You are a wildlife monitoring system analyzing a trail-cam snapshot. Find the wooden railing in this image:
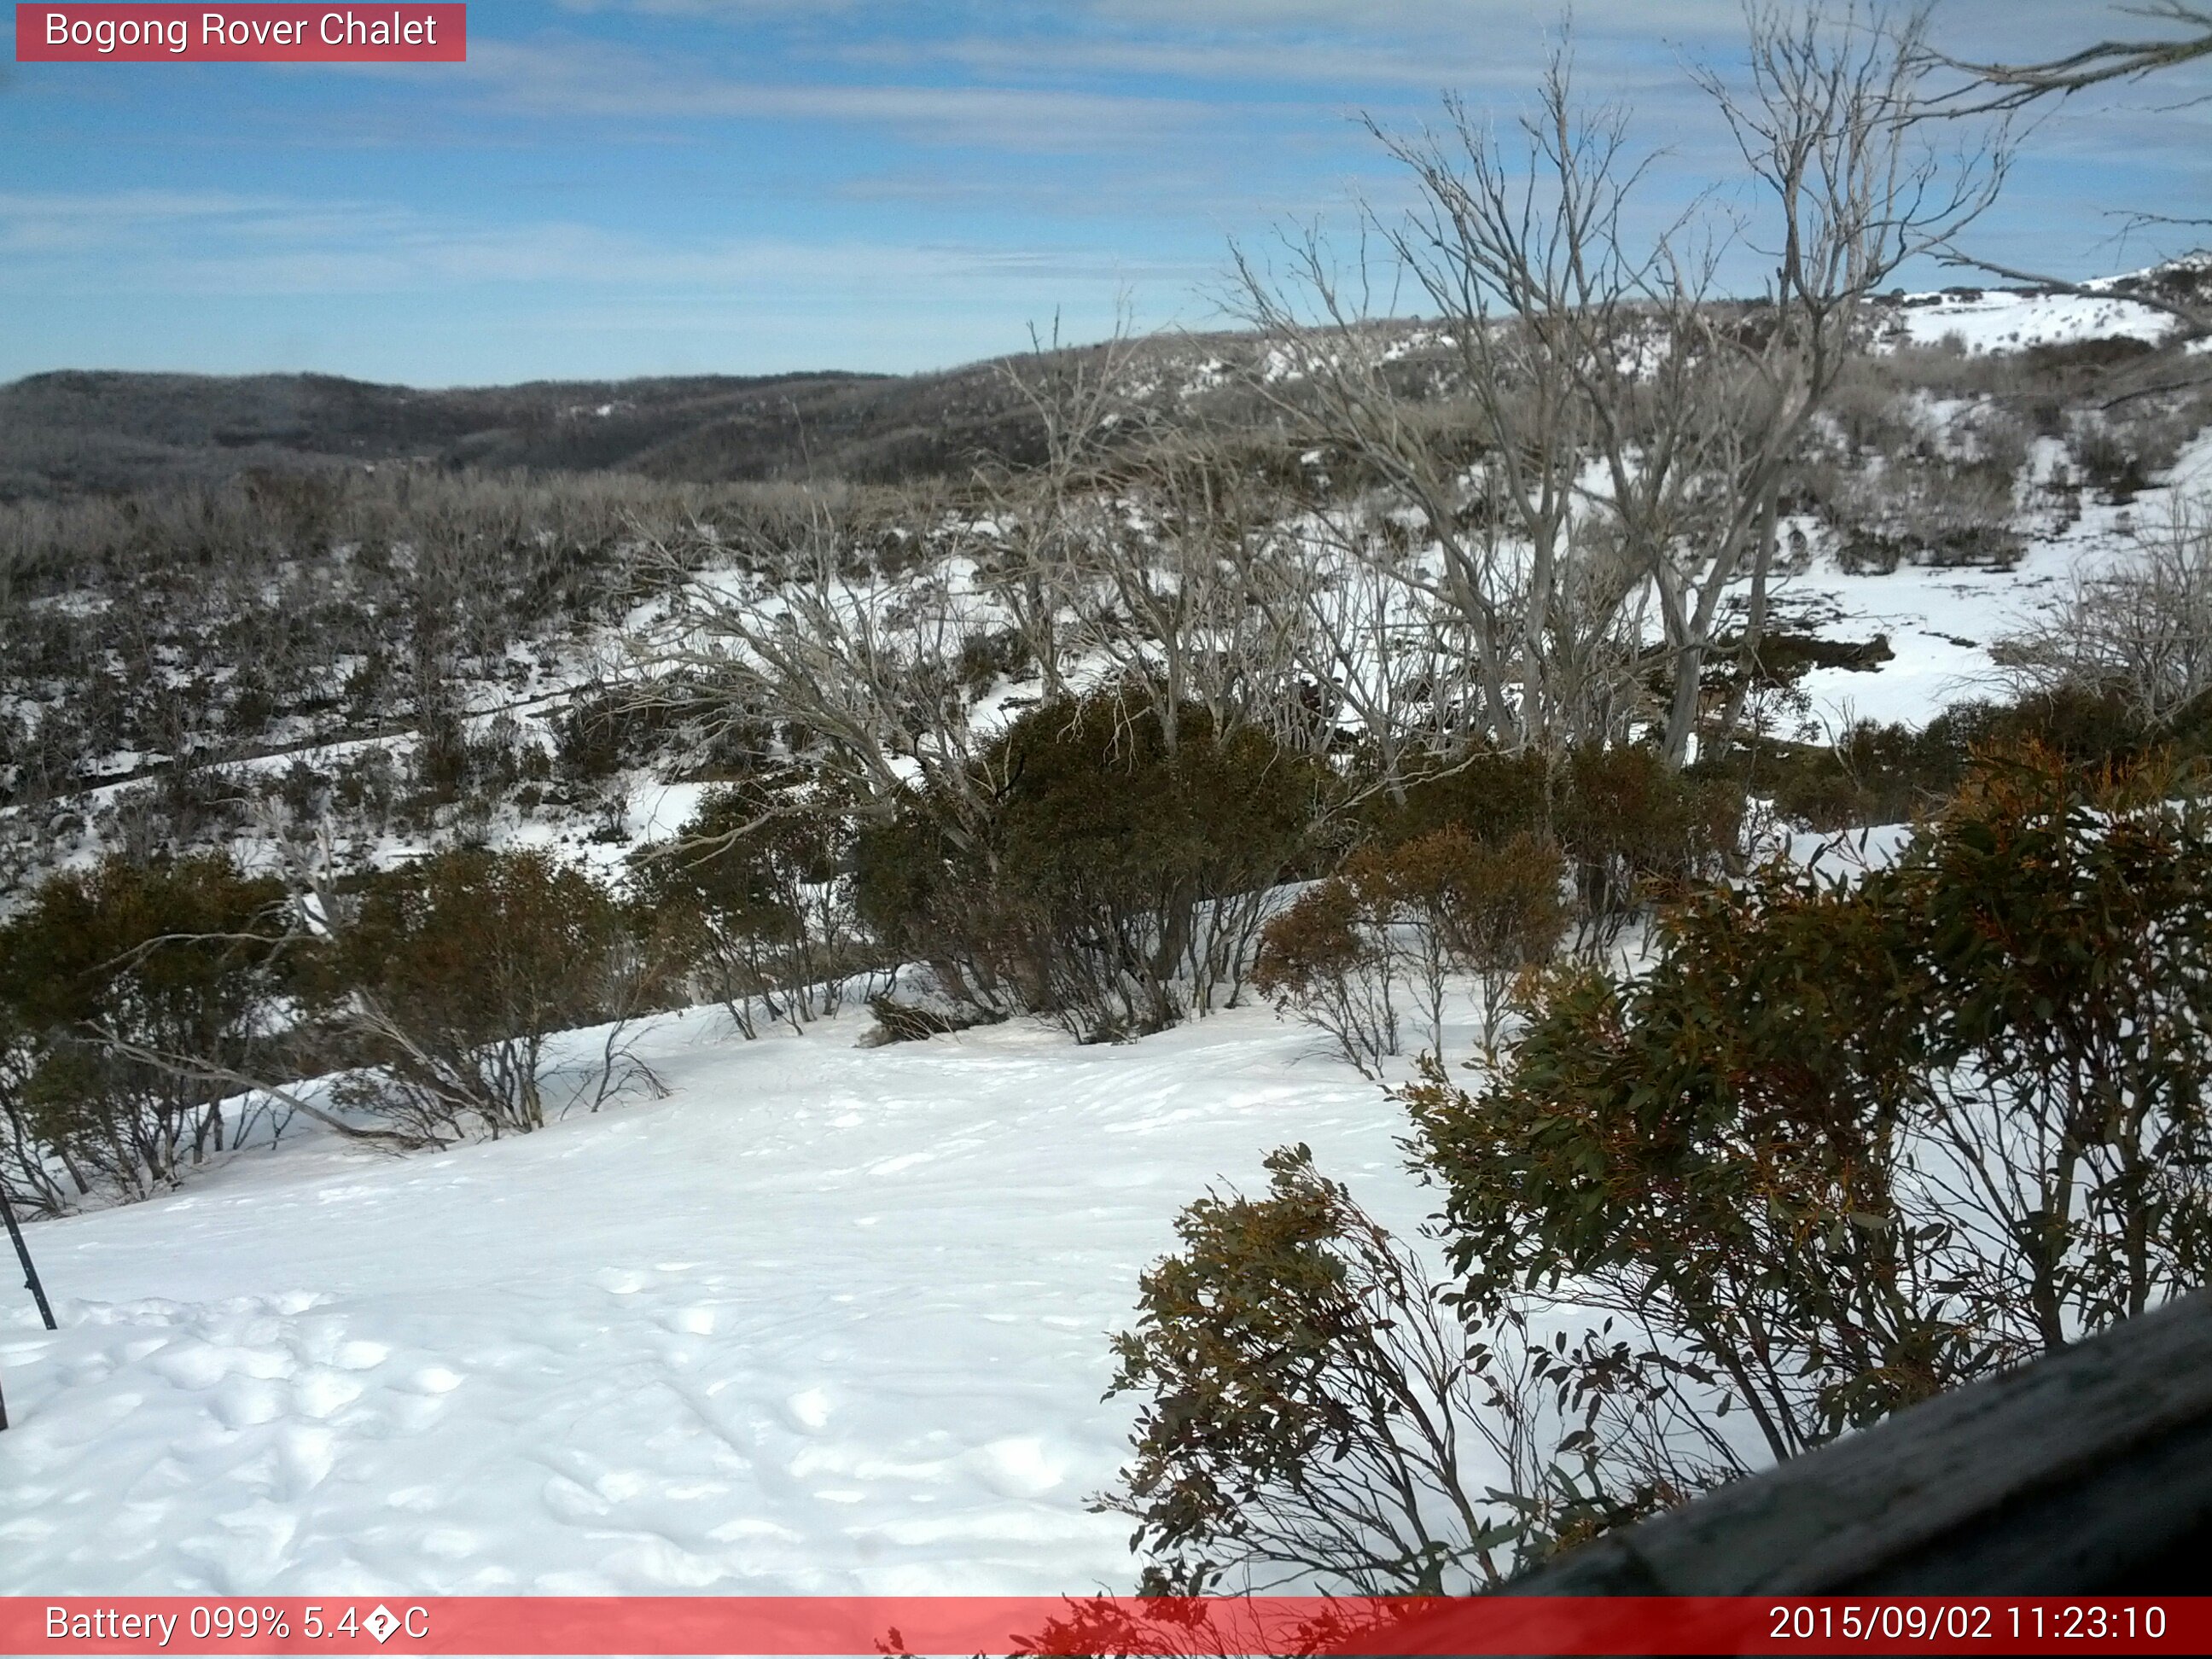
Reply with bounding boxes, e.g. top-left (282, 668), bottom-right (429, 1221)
top-left (1493, 1288), bottom-right (2212, 1596)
